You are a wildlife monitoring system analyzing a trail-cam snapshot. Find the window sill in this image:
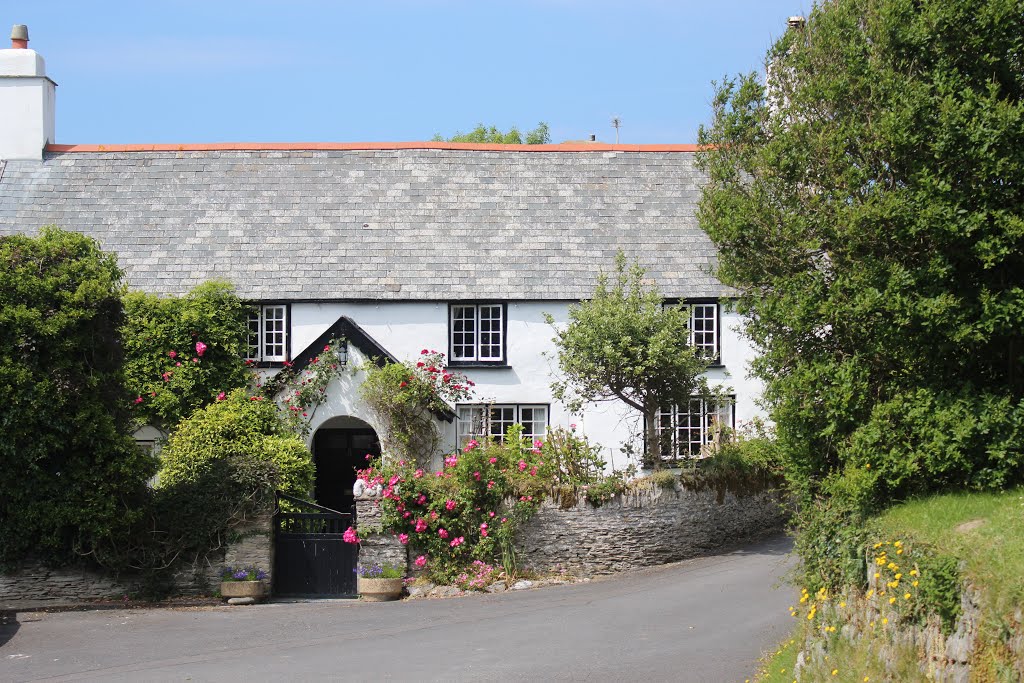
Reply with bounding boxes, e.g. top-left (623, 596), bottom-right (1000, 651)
top-left (704, 363), bottom-right (725, 370)
top-left (247, 360), bottom-right (290, 369)
top-left (448, 361), bottom-right (511, 369)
